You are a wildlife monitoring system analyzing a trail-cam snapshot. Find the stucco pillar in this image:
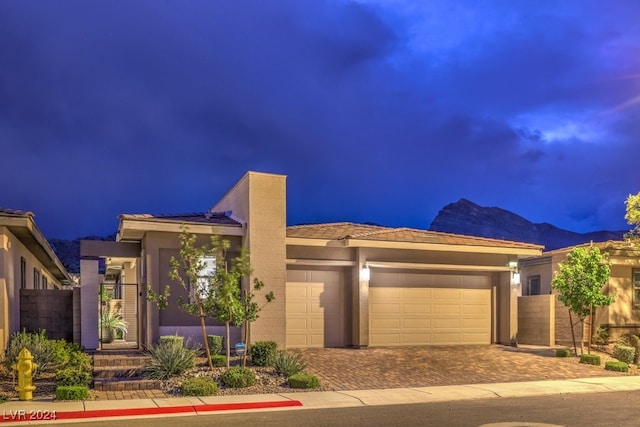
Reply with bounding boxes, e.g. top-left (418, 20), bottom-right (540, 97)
top-left (80, 259), bottom-right (99, 351)
top-left (352, 249), bottom-right (369, 348)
